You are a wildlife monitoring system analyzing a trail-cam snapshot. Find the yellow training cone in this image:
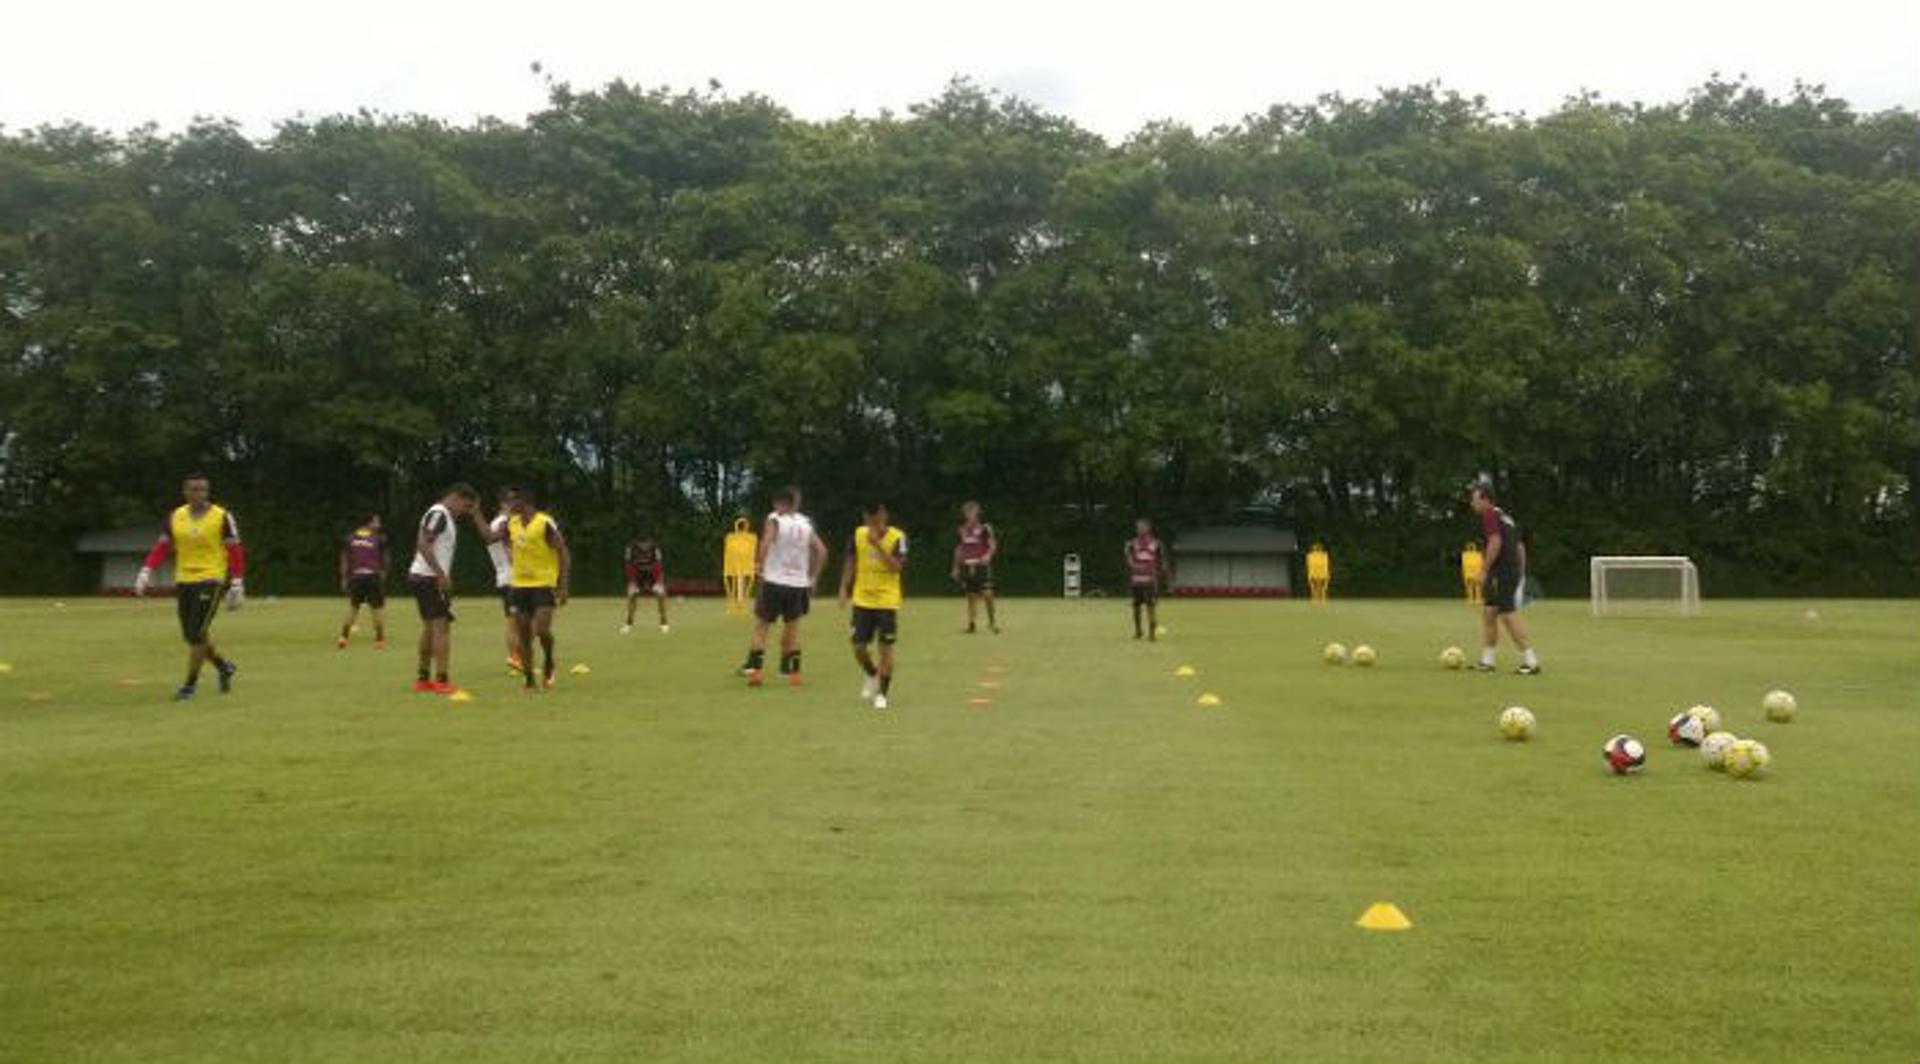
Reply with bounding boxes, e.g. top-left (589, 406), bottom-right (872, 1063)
top-left (1196, 692), bottom-right (1223, 707)
top-left (447, 690), bottom-right (474, 704)
top-left (0, 662), bottom-right (14, 673)
top-left (1174, 665), bottom-right (1196, 677)
top-left (1356, 902), bottom-right (1412, 931)
top-left (570, 663), bottom-right (592, 676)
